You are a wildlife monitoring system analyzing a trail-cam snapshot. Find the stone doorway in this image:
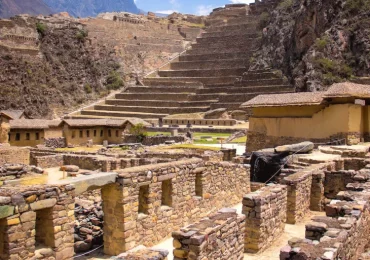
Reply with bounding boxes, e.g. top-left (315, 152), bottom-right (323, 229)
top-left (35, 208), bottom-right (55, 248)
